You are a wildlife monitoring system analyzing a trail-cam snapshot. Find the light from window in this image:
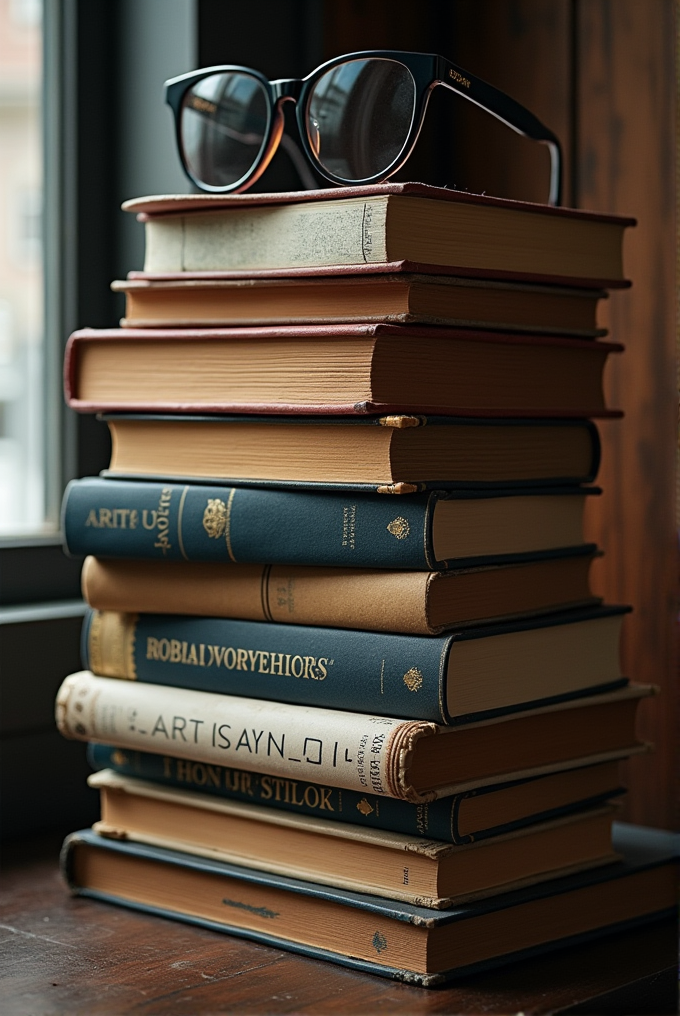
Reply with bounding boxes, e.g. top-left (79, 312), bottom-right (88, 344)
top-left (0, 0), bottom-right (45, 533)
